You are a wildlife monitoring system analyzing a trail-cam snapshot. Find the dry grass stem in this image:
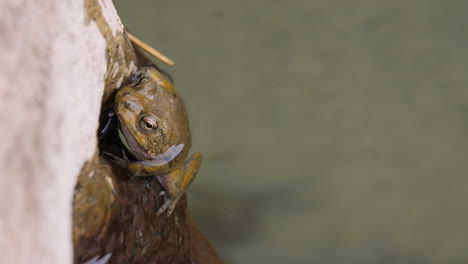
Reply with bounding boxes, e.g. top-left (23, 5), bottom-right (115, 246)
top-left (127, 32), bottom-right (175, 66)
